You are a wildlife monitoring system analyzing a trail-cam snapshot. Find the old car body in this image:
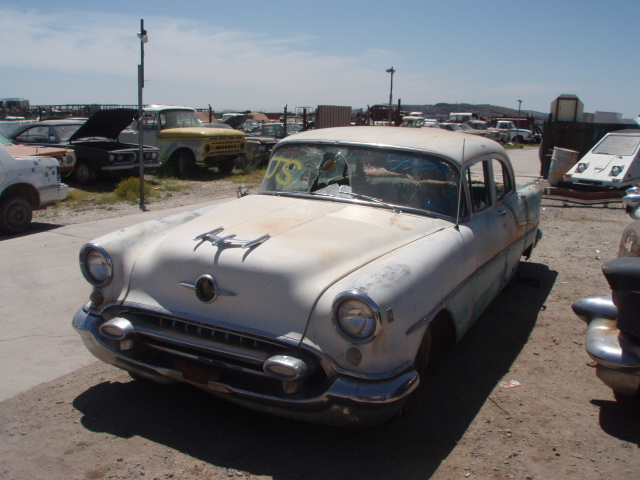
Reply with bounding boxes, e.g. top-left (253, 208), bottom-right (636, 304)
top-left (400, 116), bottom-right (426, 128)
top-left (10, 109), bottom-right (161, 185)
top-left (0, 144), bottom-right (68, 234)
top-left (72, 127), bottom-right (543, 426)
top-left (118, 105), bottom-right (246, 176)
top-left (572, 187), bottom-right (640, 399)
top-left (0, 131), bottom-right (76, 176)
top-left (465, 121), bottom-right (503, 143)
top-left (439, 122), bottom-right (464, 132)
top-left (562, 130), bottom-right (640, 190)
